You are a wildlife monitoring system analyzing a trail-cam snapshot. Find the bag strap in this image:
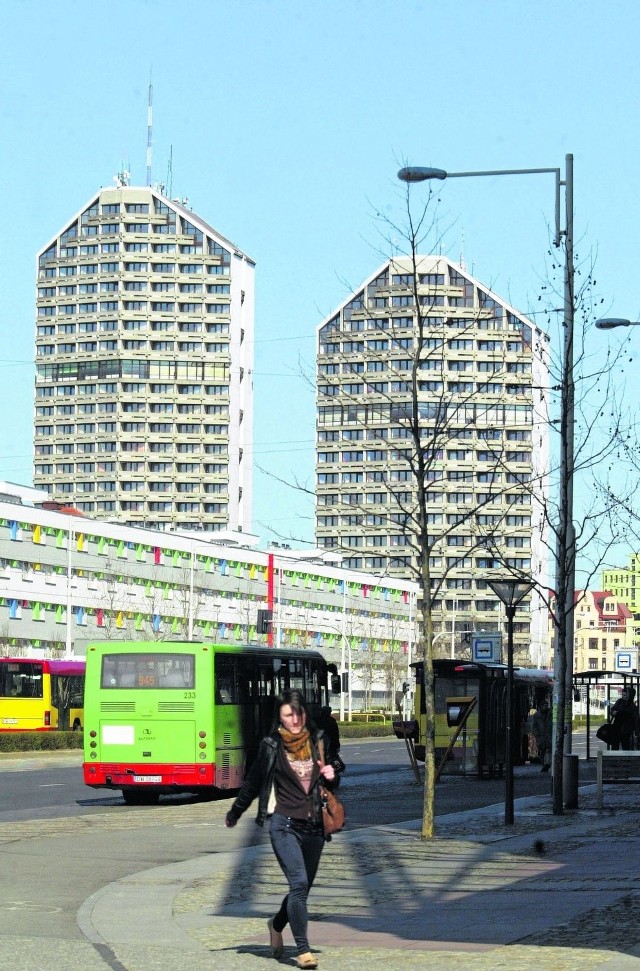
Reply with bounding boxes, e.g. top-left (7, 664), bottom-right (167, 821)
top-left (316, 737), bottom-right (326, 768)
top-left (313, 738), bottom-right (327, 793)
